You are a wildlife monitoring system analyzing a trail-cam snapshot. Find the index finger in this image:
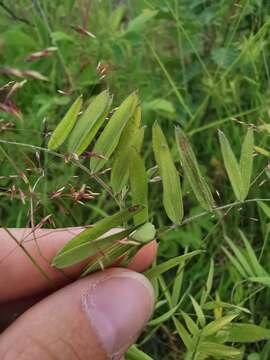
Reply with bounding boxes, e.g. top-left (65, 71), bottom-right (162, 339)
top-left (0, 228), bottom-right (157, 302)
